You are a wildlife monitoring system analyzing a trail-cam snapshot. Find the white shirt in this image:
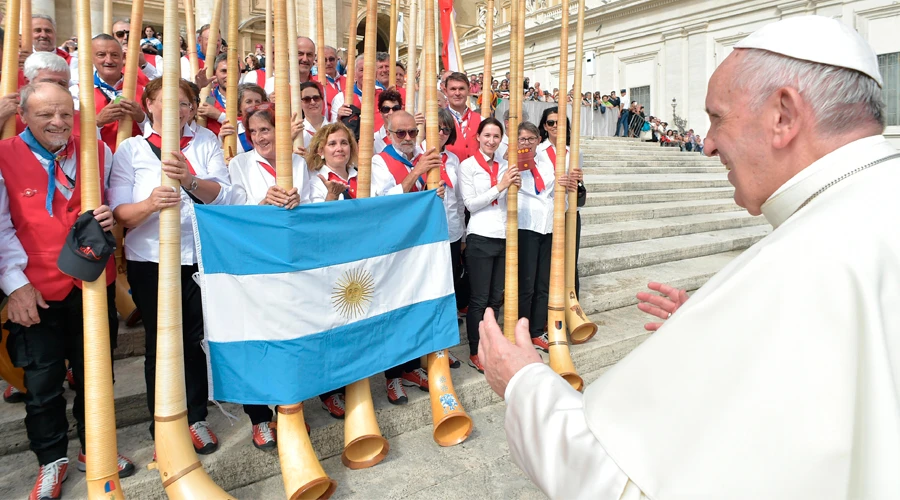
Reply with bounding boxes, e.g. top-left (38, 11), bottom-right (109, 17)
top-left (329, 91), bottom-right (346, 123)
top-left (520, 140), bottom-right (562, 235)
top-left (373, 125), bottom-right (390, 154)
top-left (0, 139), bottom-right (113, 295)
top-left (506, 135), bottom-right (900, 500)
top-left (309, 165), bottom-right (358, 203)
top-left (370, 147), bottom-right (424, 197)
top-left (441, 150), bottom-right (465, 243)
top-left (302, 117), bottom-right (331, 149)
top-left (109, 123), bottom-right (232, 264)
top-left (228, 149), bottom-right (311, 206)
top-left (459, 150), bottom-right (508, 239)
